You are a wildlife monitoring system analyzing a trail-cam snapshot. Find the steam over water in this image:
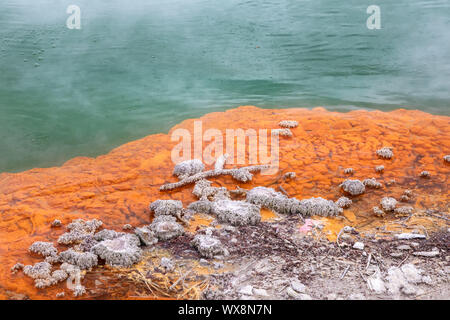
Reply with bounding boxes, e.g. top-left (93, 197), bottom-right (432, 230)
top-left (0, 0), bottom-right (449, 172)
